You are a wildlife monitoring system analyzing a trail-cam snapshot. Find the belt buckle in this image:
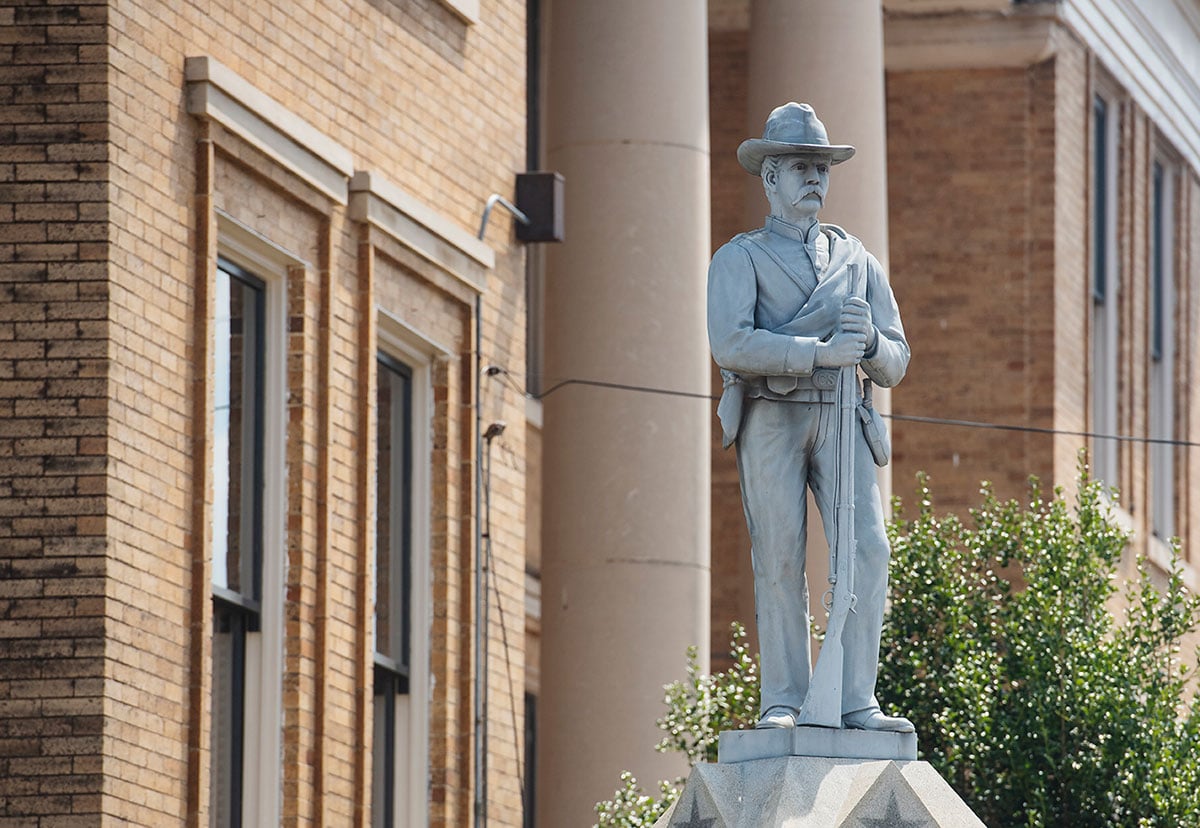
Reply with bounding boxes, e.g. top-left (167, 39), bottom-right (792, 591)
top-left (811, 369), bottom-right (838, 391)
top-left (766, 375), bottom-right (799, 395)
